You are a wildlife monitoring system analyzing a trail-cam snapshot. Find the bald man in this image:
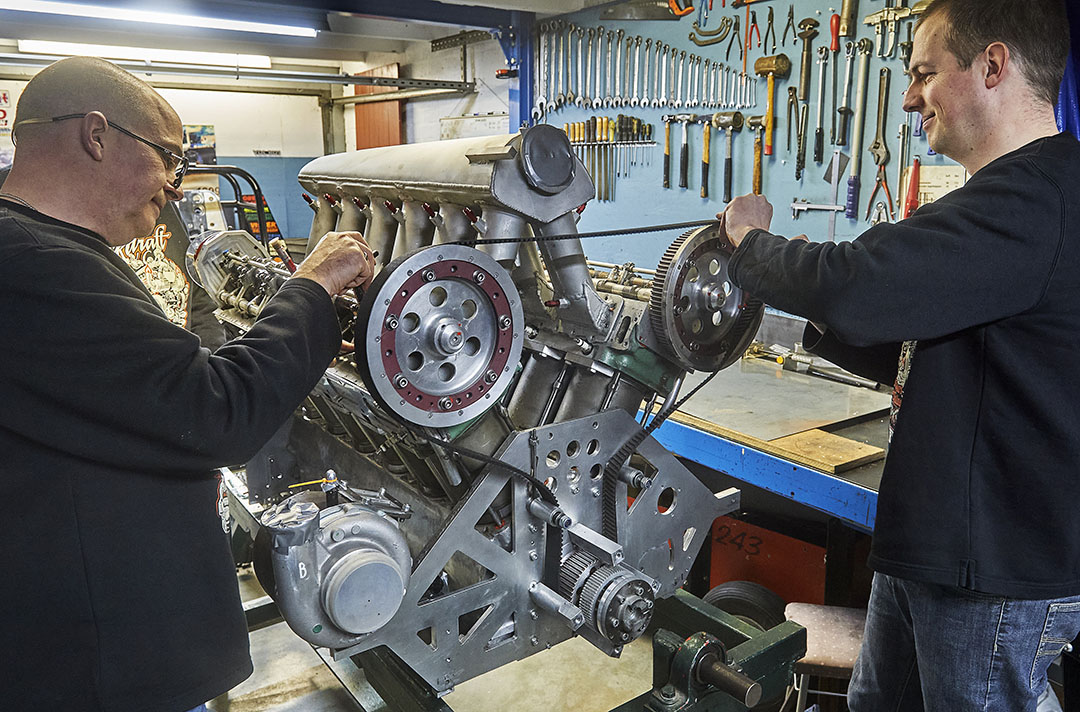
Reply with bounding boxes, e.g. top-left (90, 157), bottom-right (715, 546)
top-left (0, 57), bottom-right (374, 711)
